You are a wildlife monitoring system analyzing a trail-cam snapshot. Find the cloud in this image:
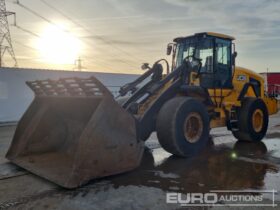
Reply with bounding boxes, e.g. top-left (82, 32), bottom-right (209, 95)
top-left (8, 0), bottom-right (280, 72)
